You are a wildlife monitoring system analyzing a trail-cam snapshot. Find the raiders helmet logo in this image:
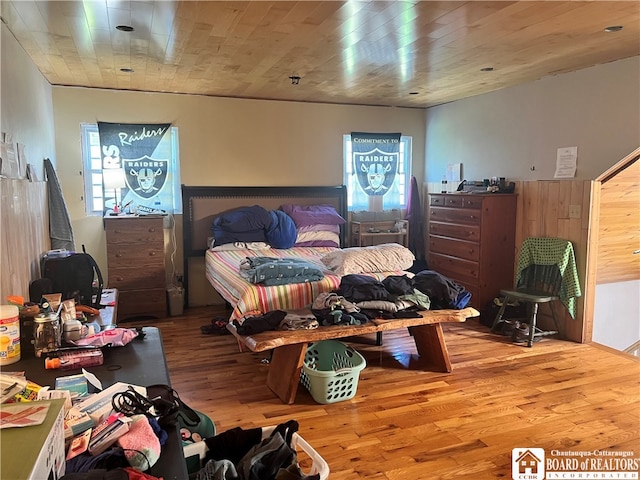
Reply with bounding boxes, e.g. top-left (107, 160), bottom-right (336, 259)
top-left (354, 148), bottom-right (398, 196)
top-left (124, 156), bottom-right (168, 199)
